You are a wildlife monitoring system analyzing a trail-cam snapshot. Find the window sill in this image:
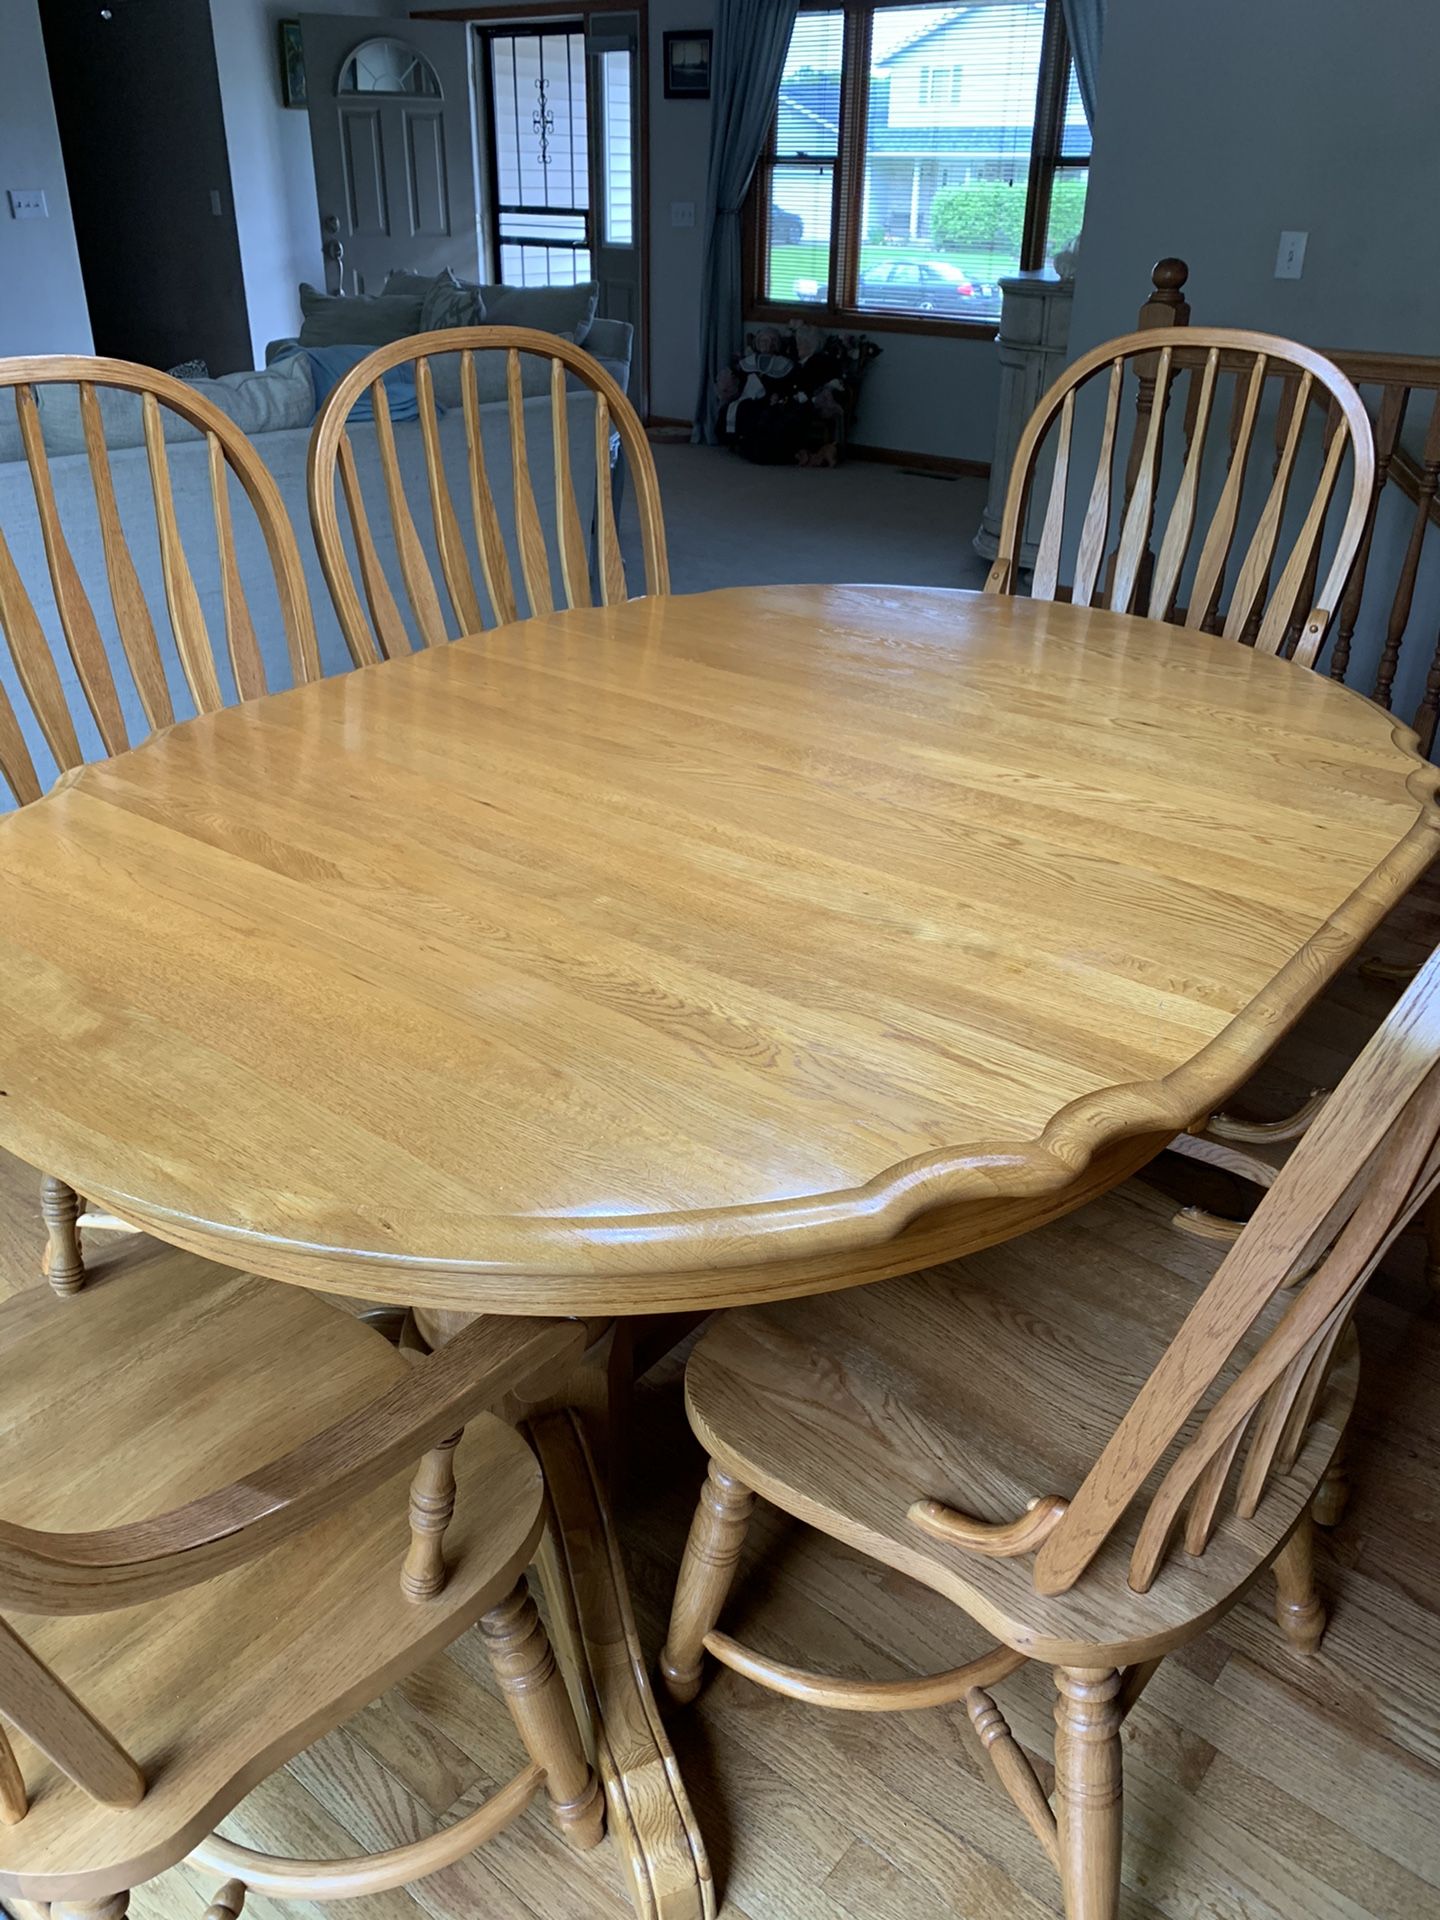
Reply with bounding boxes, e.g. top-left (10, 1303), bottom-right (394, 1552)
top-left (747, 300), bottom-right (999, 342)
